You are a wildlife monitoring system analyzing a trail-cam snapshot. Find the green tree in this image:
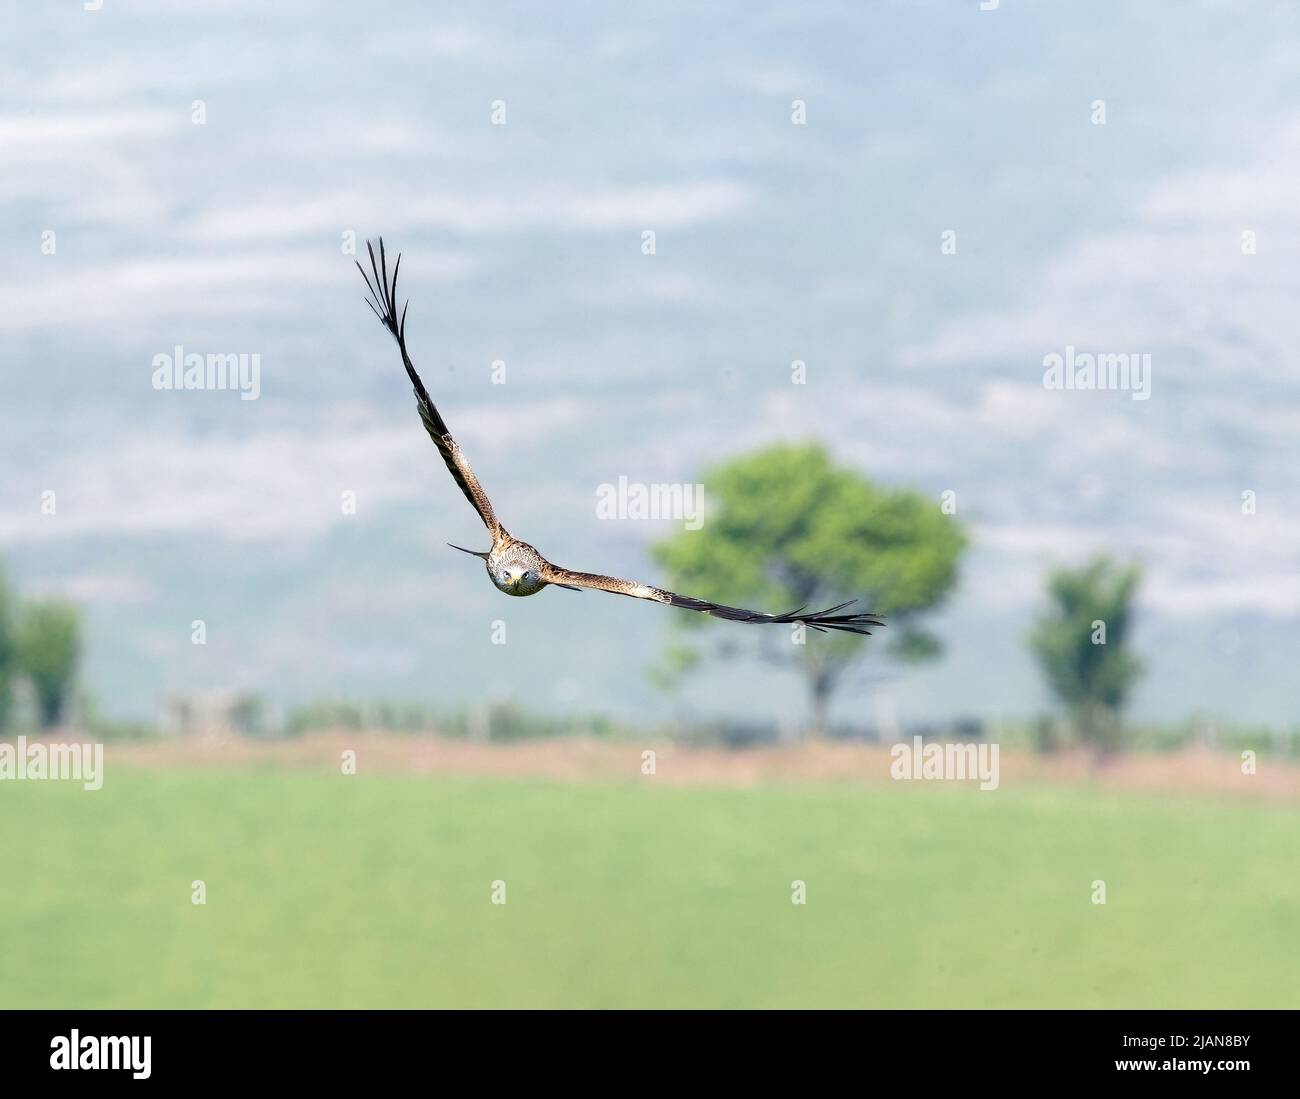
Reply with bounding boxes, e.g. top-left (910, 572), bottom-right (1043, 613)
top-left (0, 563), bottom-right (14, 730)
top-left (15, 601), bottom-right (83, 729)
top-left (1028, 556), bottom-right (1143, 755)
top-left (651, 443), bottom-right (967, 735)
